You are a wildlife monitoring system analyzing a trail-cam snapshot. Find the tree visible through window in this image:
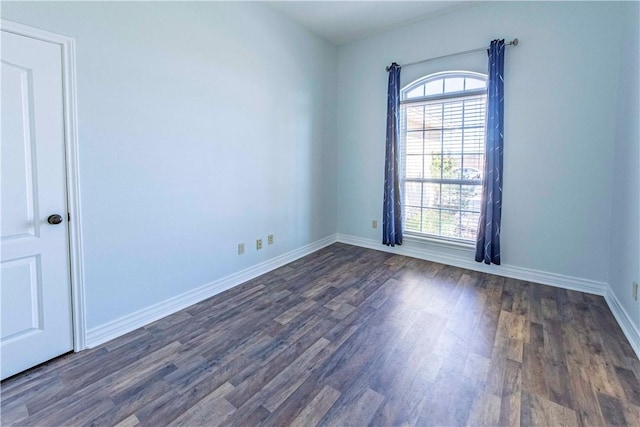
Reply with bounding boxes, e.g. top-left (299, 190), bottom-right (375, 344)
top-left (401, 72), bottom-right (486, 242)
